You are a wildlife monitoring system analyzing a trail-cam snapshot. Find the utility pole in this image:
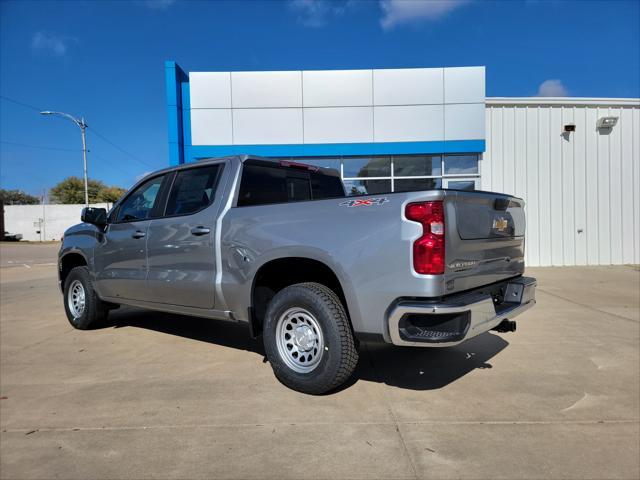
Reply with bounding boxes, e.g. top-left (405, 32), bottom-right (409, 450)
top-left (40, 111), bottom-right (89, 206)
top-left (42, 189), bottom-right (47, 241)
